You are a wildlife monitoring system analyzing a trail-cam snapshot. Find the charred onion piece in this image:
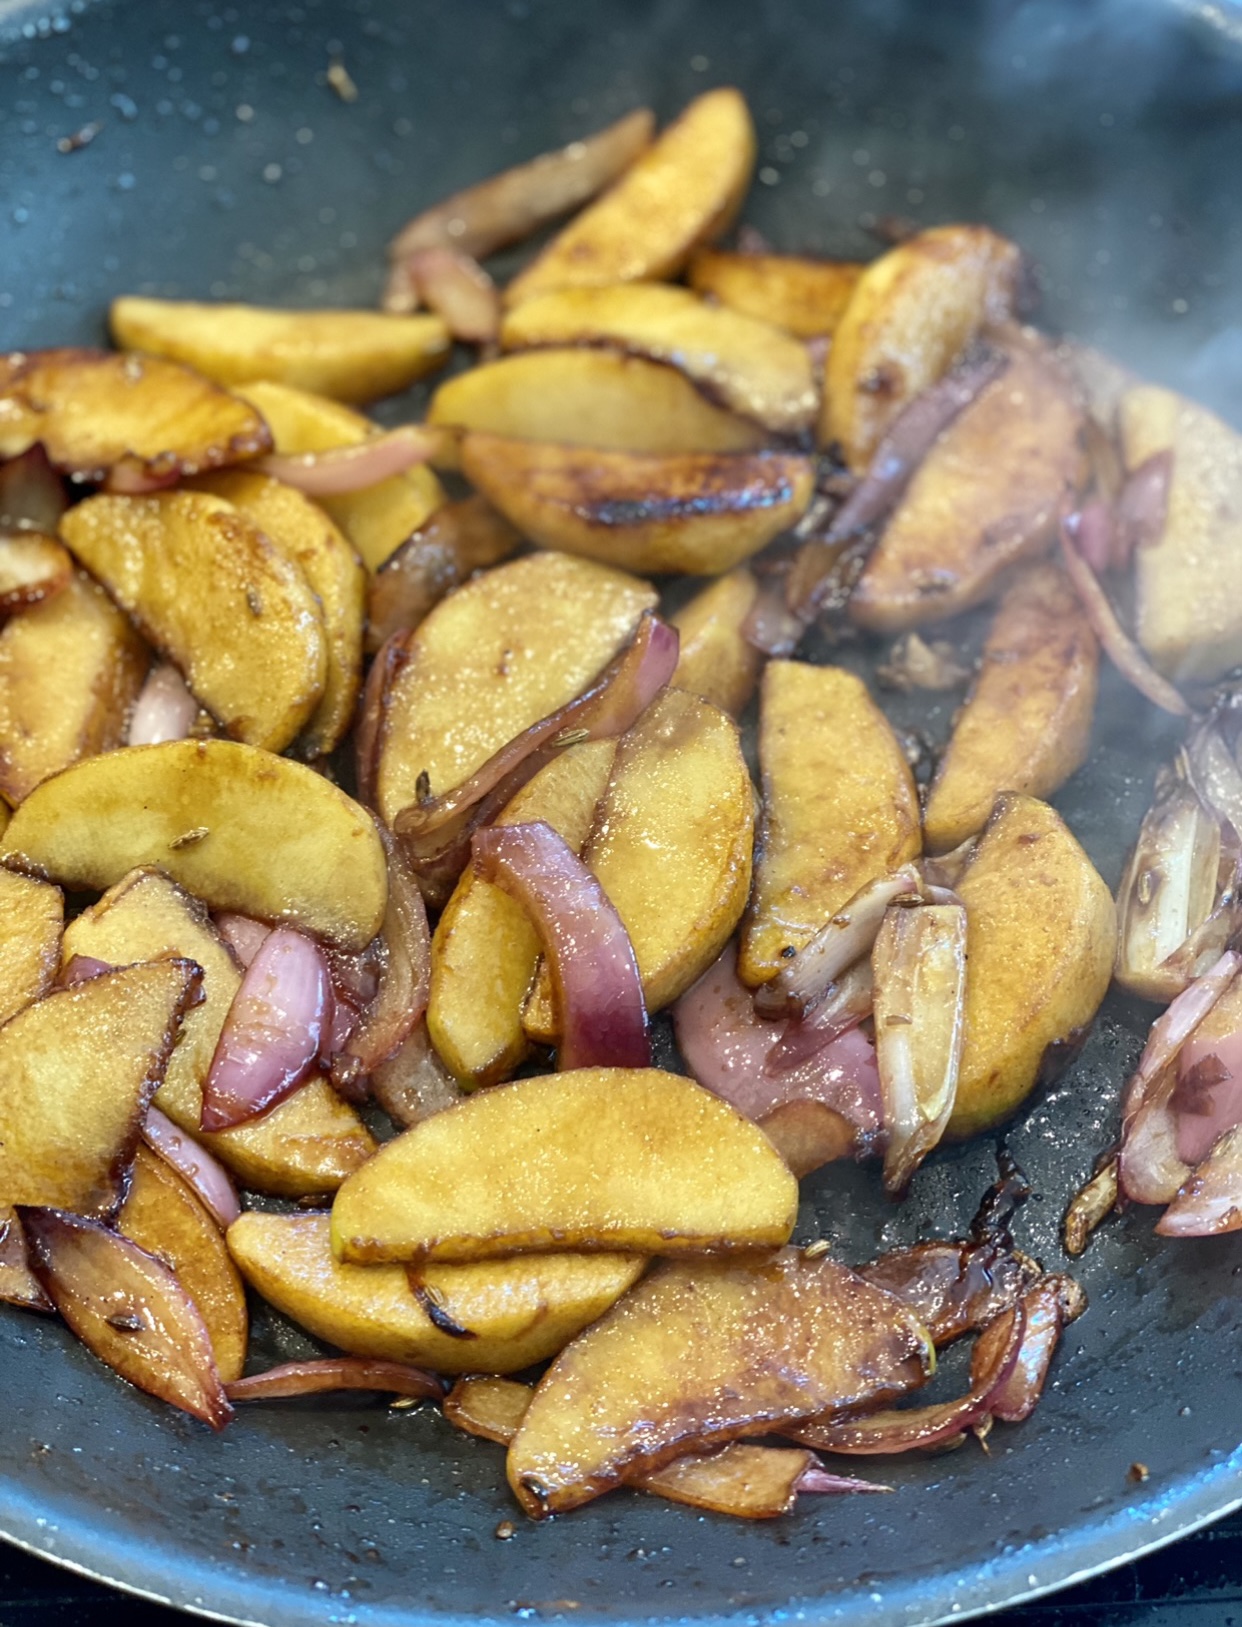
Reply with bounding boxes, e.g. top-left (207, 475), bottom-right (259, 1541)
top-left (226, 1357), bottom-right (443, 1403)
top-left (385, 108), bottom-right (654, 271)
top-left (201, 928), bottom-right (332, 1132)
top-left (0, 1208), bottom-right (53, 1312)
top-left (873, 902), bottom-right (967, 1194)
top-left (1157, 1124), bottom-right (1242, 1237)
top-left (1059, 508), bottom-right (1190, 717)
top-left (858, 1240), bottom-right (1040, 1348)
top-left (754, 865), bottom-right (924, 1019)
top-left (21, 1207), bottom-right (233, 1429)
top-left (356, 628), bottom-right (413, 811)
top-left (257, 426), bottom-right (444, 496)
top-left (982, 1277), bottom-right (1074, 1423)
top-left (127, 662), bottom-right (200, 747)
top-left (141, 1107), bottom-right (241, 1231)
top-left (472, 820), bottom-right (650, 1071)
top-left (1062, 1155), bottom-right (1119, 1257)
